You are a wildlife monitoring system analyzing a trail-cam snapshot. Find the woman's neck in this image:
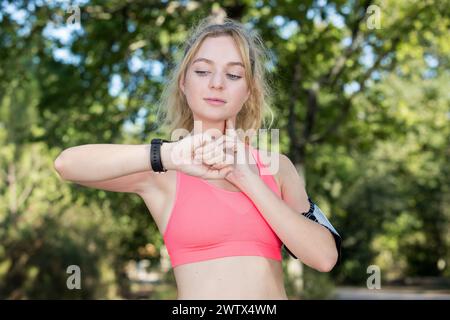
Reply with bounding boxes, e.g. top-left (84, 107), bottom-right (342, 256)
top-left (190, 118), bottom-right (228, 138)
